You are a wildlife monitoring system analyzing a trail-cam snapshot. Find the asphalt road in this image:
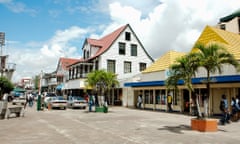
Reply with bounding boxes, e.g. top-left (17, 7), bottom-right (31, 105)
top-left (0, 105), bottom-right (239, 144)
